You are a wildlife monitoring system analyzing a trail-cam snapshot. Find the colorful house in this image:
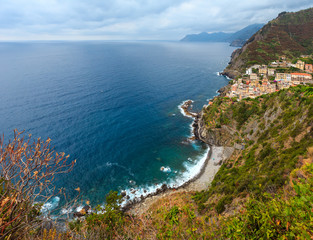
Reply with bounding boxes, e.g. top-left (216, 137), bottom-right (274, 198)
top-left (295, 60), bottom-right (305, 70)
top-left (305, 64), bottom-right (313, 73)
